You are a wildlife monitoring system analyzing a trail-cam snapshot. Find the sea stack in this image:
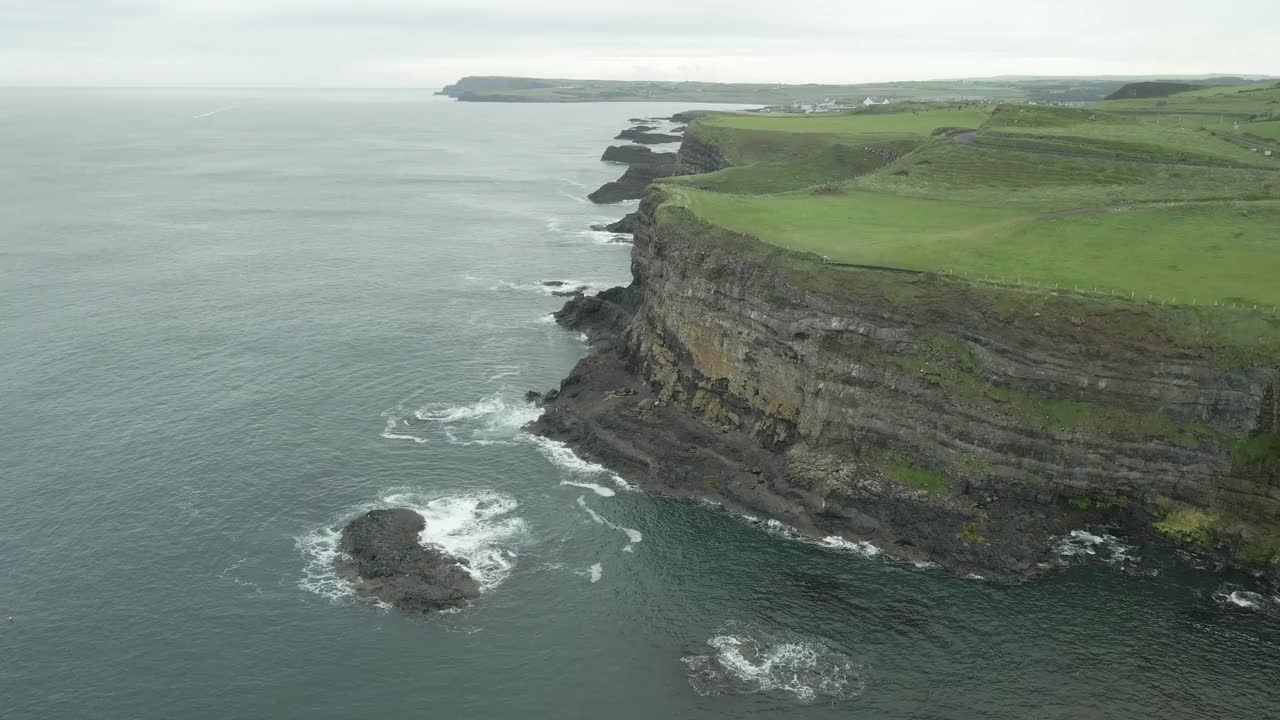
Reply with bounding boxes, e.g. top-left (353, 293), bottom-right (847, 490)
top-left (335, 508), bottom-right (480, 613)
